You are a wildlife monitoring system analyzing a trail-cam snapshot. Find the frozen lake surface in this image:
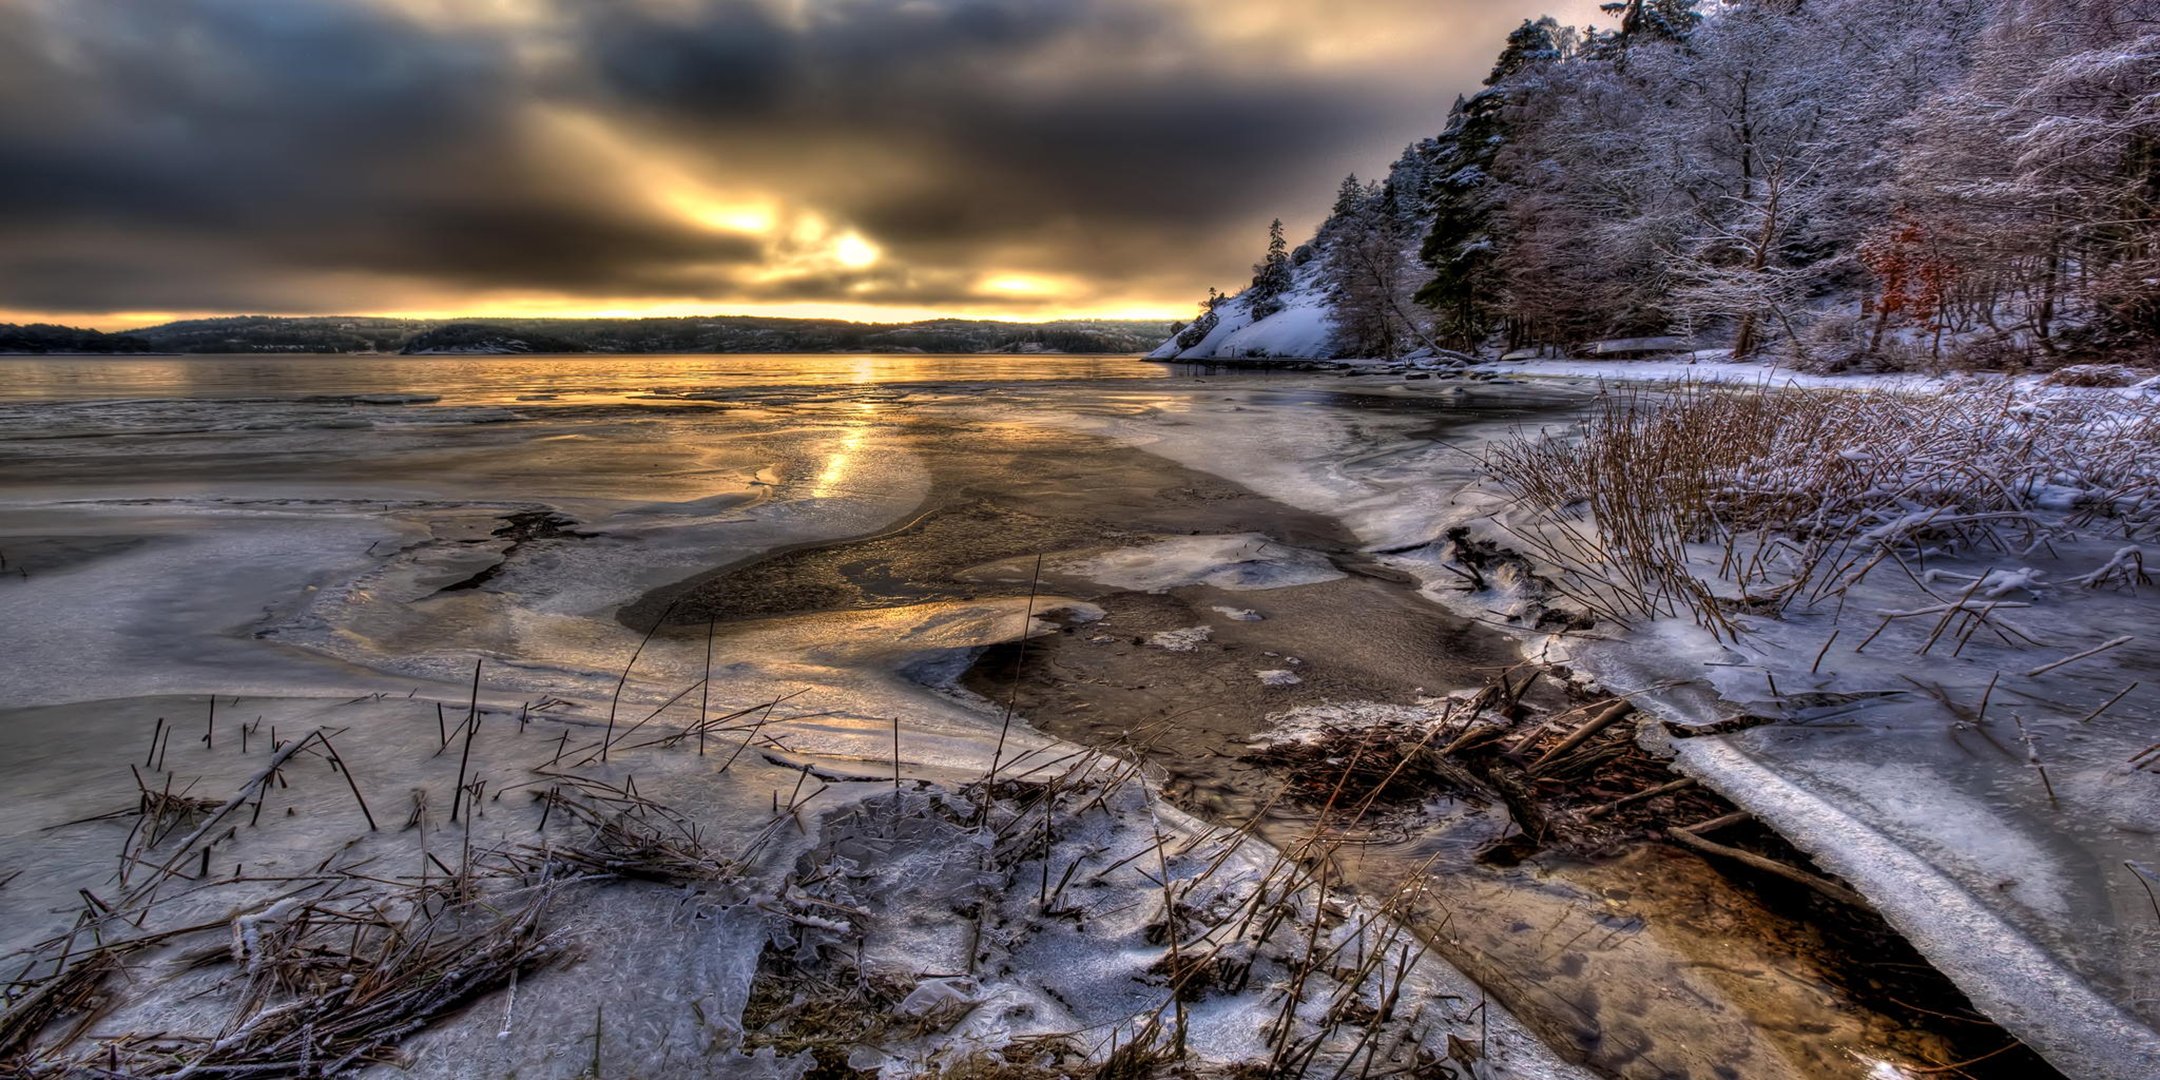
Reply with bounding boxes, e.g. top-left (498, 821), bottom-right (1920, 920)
top-left (0, 353), bottom-right (2147, 1077)
top-left (0, 354), bottom-right (1598, 1078)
